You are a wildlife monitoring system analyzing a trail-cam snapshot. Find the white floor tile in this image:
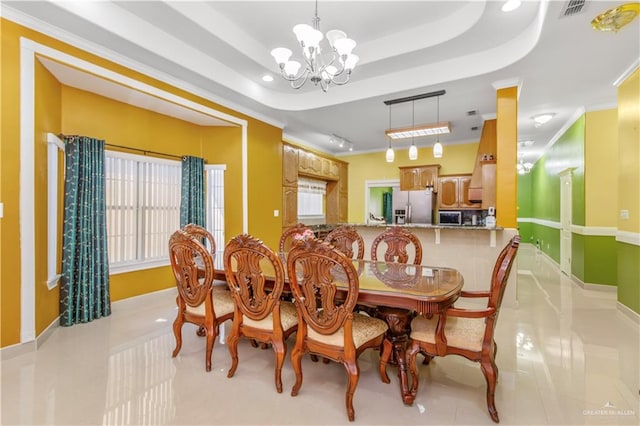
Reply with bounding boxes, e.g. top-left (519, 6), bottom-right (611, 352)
top-left (1, 244), bottom-right (638, 425)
